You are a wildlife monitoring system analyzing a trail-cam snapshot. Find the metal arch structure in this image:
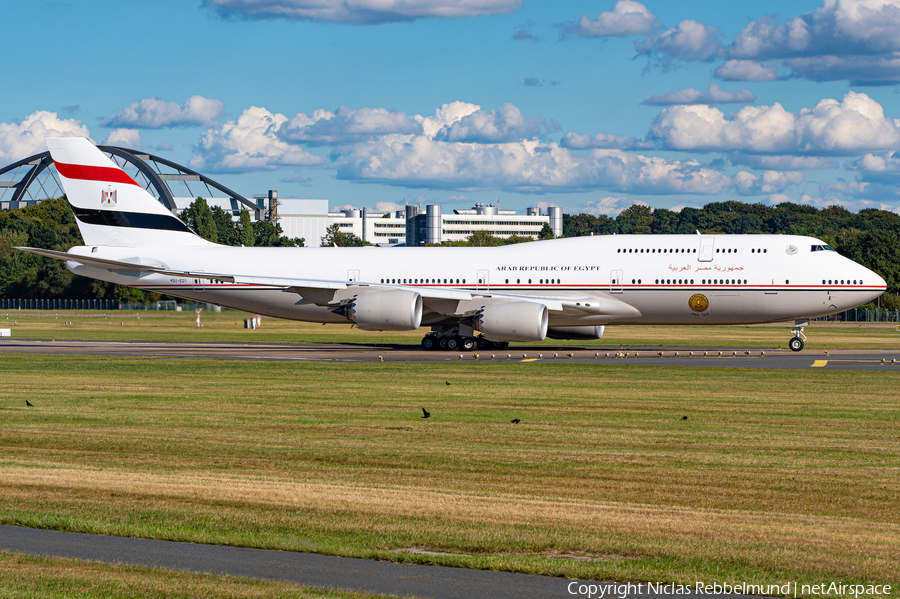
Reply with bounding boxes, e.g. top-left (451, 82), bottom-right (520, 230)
top-left (0, 152), bottom-right (62, 204)
top-left (0, 146), bottom-right (257, 215)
